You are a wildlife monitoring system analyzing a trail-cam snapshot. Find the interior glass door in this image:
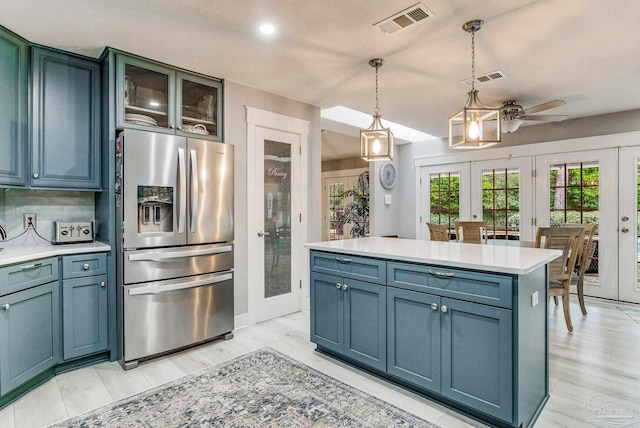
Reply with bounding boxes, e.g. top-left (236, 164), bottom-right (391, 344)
top-left (618, 146), bottom-right (640, 303)
top-left (471, 157), bottom-right (533, 241)
top-left (254, 127), bottom-right (301, 322)
top-left (535, 149), bottom-right (618, 300)
top-left (419, 163), bottom-right (470, 240)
